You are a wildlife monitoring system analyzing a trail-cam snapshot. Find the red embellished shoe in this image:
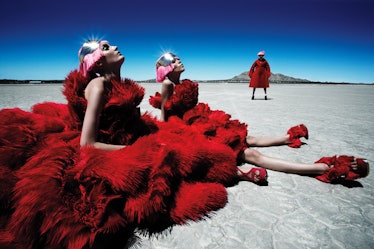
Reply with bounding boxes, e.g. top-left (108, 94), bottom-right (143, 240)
top-left (238, 167), bottom-right (268, 186)
top-left (315, 155), bottom-right (370, 183)
top-left (287, 124), bottom-right (309, 148)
